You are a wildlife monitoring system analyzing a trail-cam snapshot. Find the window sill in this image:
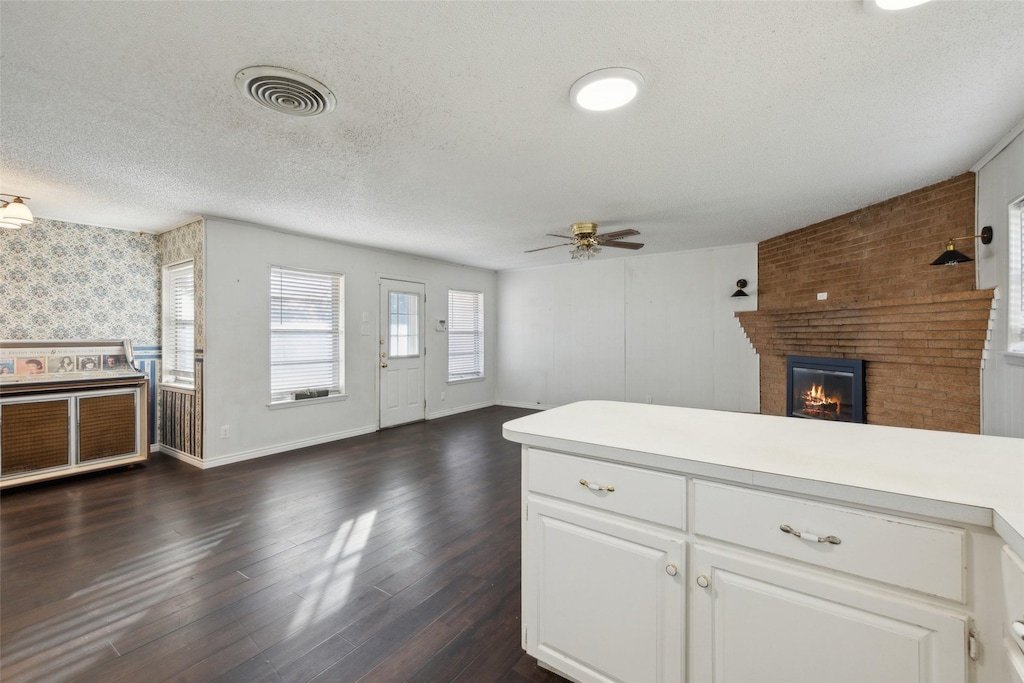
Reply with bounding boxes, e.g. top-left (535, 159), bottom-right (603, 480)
top-left (267, 393), bottom-right (348, 410)
top-left (160, 382), bottom-right (196, 394)
top-left (1003, 352), bottom-right (1024, 367)
top-left (447, 376), bottom-right (485, 385)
